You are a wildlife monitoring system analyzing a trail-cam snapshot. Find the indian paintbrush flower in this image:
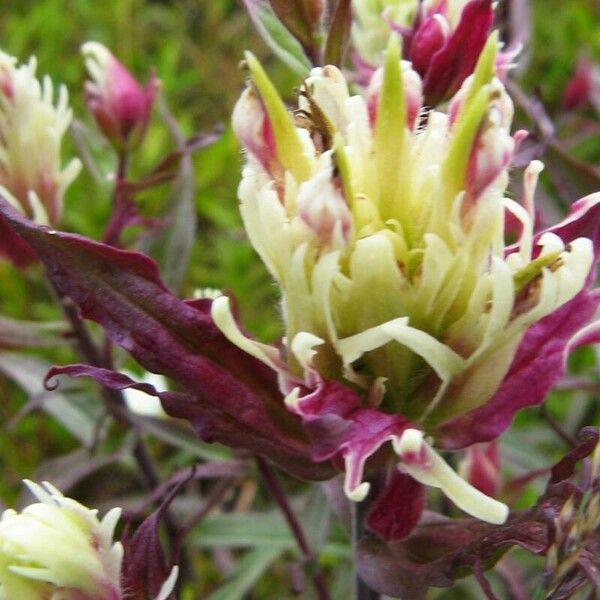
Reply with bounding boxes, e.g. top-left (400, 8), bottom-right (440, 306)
top-left (0, 481), bottom-right (123, 600)
top-left (82, 42), bottom-right (159, 154)
top-left (216, 35), bottom-right (600, 538)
